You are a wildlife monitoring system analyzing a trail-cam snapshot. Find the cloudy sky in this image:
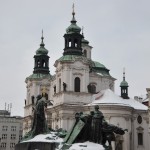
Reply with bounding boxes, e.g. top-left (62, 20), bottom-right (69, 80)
top-left (0, 0), bottom-right (150, 116)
